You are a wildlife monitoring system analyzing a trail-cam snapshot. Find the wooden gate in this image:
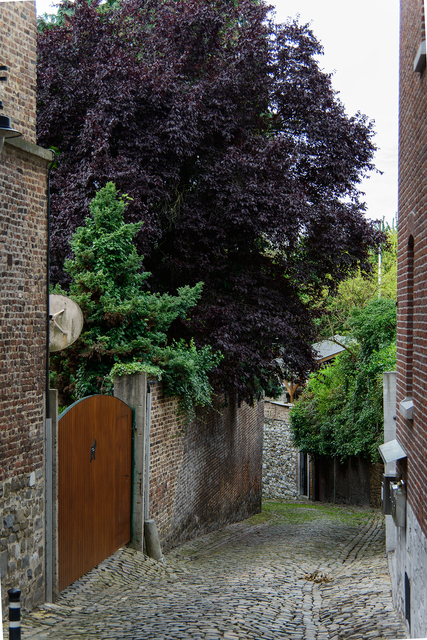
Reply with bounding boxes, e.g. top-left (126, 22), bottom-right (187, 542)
top-left (58, 395), bottom-right (132, 592)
